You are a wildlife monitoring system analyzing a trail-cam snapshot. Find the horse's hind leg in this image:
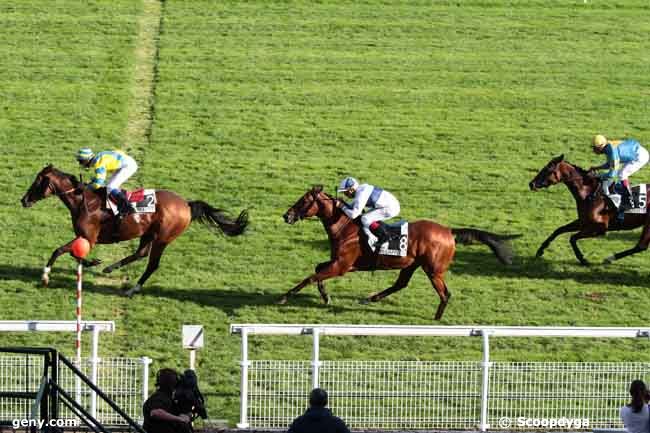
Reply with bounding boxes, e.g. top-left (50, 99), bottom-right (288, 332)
top-left (362, 264), bottom-right (418, 304)
top-left (428, 272), bottom-right (451, 321)
top-left (103, 234), bottom-right (153, 274)
top-left (420, 259), bottom-right (452, 320)
top-left (125, 241), bottom-right (168, 298)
